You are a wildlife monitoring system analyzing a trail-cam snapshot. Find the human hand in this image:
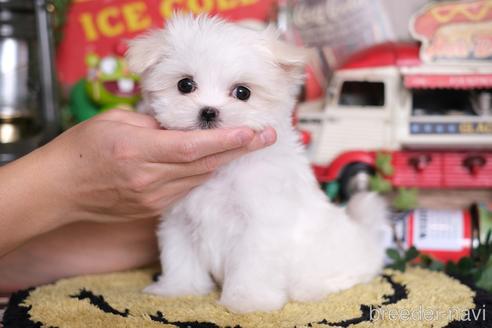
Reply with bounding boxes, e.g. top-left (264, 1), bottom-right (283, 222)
top-left (39, 109), bottom-right (276, 223)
